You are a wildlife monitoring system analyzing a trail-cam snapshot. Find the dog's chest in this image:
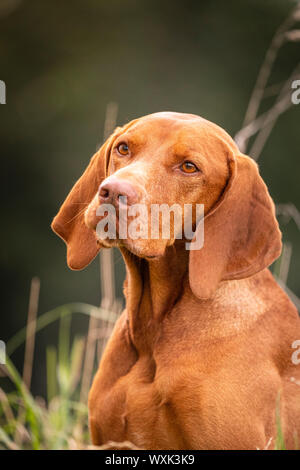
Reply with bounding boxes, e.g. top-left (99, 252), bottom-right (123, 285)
top-left (90, 353), bottom-right (187, 449)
